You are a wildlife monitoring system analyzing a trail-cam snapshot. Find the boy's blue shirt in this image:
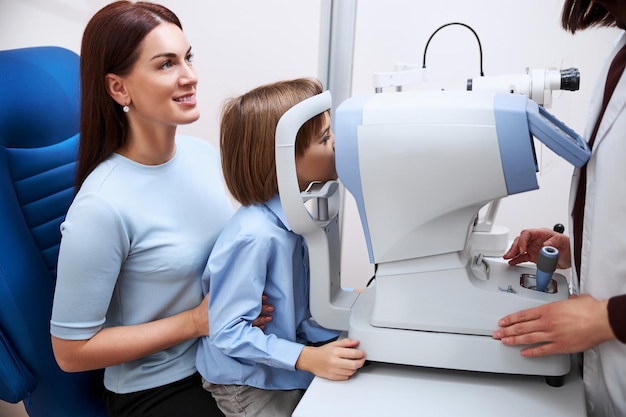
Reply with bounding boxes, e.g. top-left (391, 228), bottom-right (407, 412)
top-left (196, 194), bottom-right (340, 389)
